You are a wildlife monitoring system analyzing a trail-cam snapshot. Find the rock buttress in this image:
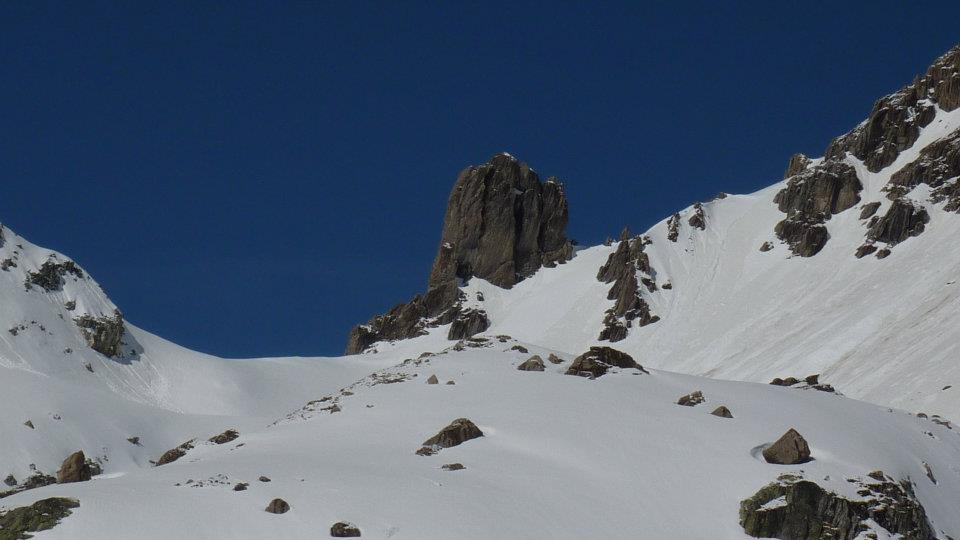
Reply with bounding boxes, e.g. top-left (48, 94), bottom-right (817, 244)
top-left (346, 153), bottom-right (572, 354)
